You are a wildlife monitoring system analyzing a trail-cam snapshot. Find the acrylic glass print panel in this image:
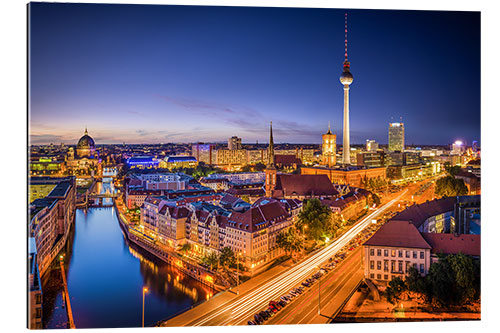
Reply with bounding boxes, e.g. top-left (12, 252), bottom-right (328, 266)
top-left (28, 1), bottom-right (480, 329)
